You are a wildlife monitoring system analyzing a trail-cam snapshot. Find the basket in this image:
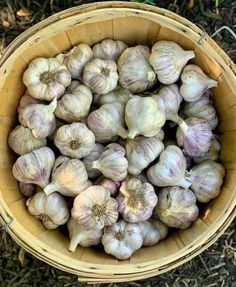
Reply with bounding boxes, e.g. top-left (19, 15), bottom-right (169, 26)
top-left (0, 1), bottom-right (235, 283)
